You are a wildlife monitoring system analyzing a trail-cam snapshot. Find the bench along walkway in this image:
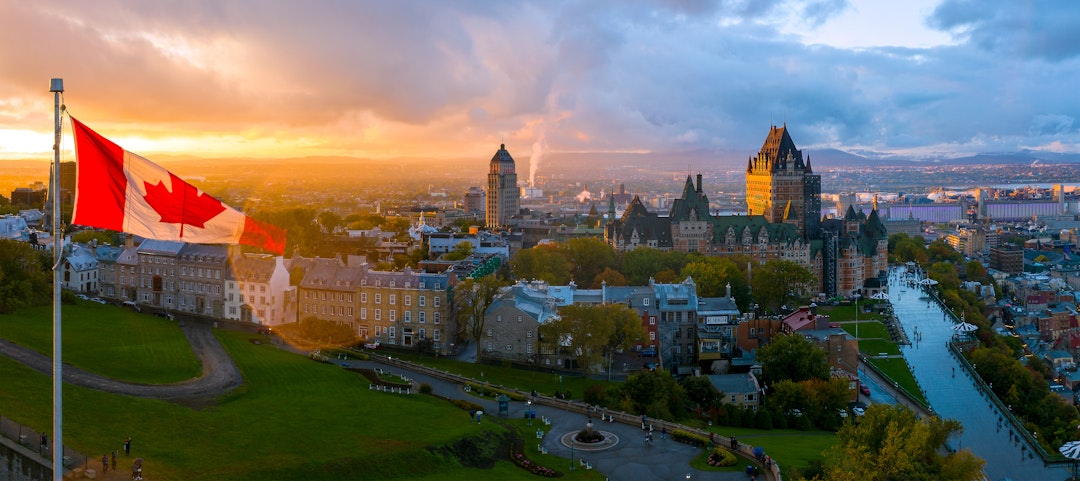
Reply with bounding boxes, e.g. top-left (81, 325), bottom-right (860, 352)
top-left (348, 354), bottom-right (778, 481)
